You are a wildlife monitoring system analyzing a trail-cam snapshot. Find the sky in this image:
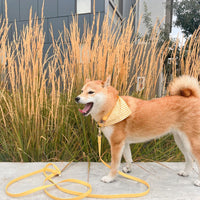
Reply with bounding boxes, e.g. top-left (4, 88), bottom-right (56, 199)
top-left (170, 16), bottom-right (186, 45)
top-left (169, 0), bottom-right (186, 45)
